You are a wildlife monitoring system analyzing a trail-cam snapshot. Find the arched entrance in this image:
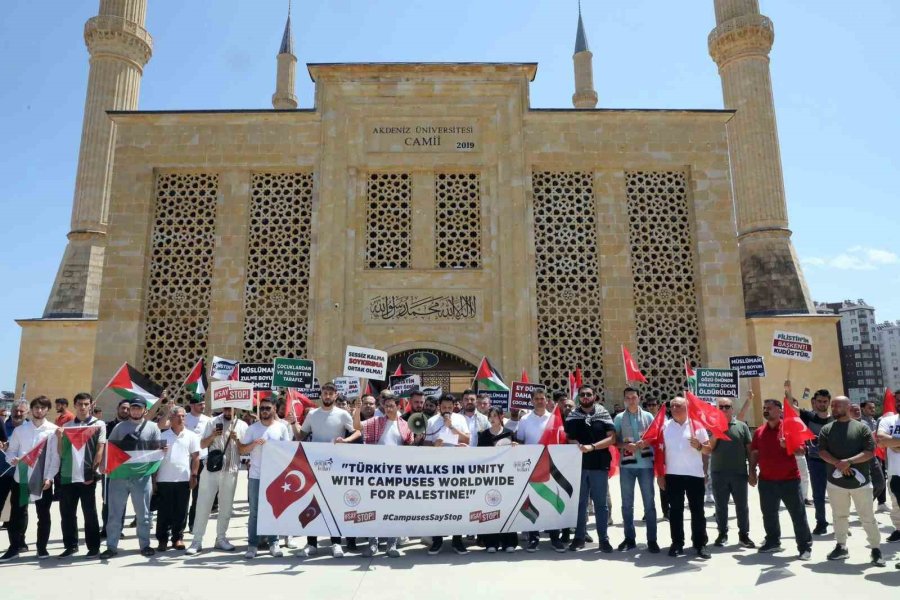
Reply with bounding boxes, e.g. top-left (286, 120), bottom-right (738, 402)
top-left (386, 348), bottom-right (478, 396)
